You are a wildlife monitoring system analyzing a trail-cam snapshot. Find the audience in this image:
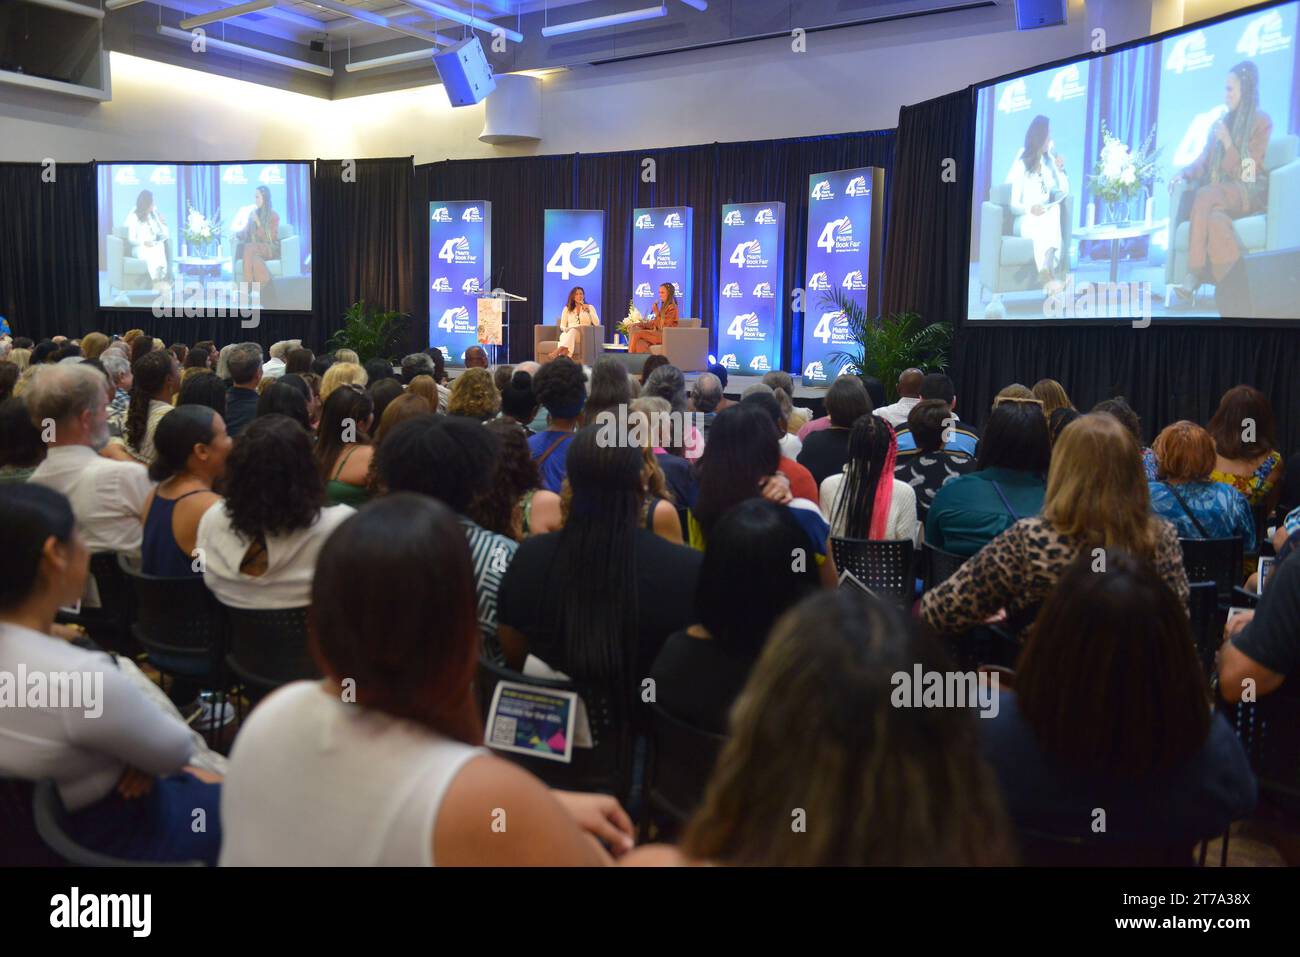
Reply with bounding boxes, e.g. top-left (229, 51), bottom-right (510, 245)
top-left (797, 375), bottom-right (872, 488)
top-left (27, 364), bottom-right (153, 560)
top-left (1219, 550), bottom-right (1300, 703)
top-left (639, 354), bottom-right (670, 386)
top-left (922, 413), bottom-right (1189, 638)
top-left (820, 413), bottom-right (918, 544)
top-left (627, 397), bottom-right (698, 511)
top-left (650, 500), bottom-right (822, 734)
top-left (368, 376), bottom-right (404, 427)
top-left (1032, 378), bottom-right (1075, 417)
top-left (688, 372), bottom-right (723, 440)
top-left (407, 374), bottom-right (440, 410)
top-left (528, 357), bottom-right (586, 494)
top-left (586, 358), bottom-right (635, 425)
top-left (320, 361), bottom-right (367, 402)
top-left (1206, 384), bottom-right (1284, 510)
top-left (197, 415), bottom-right (353, 610)
top-left (983, 553), bottom-right (1255, 849)
top-left (471, 419), bottom-right (563, 540)
top-left (223, 343), bottom-right (263, 438)
top-left (1148, 421), bottom-right (1255, 548)
top-left (219, 494), bottom-right (629, 866)
top-left (630, 589), bottom-right (1014, 866)
top-left (0, 396), bottom-right (46, 482)
top-left (895, 373), bottom-right (979, 457)
top-left (256, 379), bottom-right (312, 432)
top-left (926, 398), bottom-right (1051, 556)
top-left (873, 368), bottom-right (924, 428)
top-left (464, 346), bottom-right (489, 369)
top-left (499, 370), bottom-right (539, 434)
top-left (141, 406), bottom-right (229, 578)
top-left (893, 399), bottom-right (976, 522)
top-left (0, 483), bottom-right (222, 864)
top-left (620, 403), bottom-right (686, 545)
top-left (177, 370), bottom-right (228, 418)
top-left (740, 391), bottom-right (818, 503)
top-left (374, 415), bottom-right (517, 658)
top-left (316, 386), bottom-right (375, 508)
top-left (286, 348), bottom-right (315, 376)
